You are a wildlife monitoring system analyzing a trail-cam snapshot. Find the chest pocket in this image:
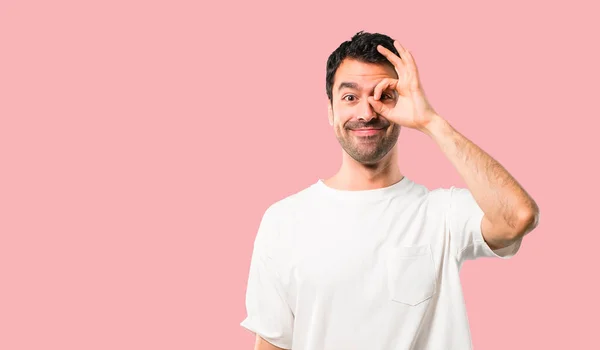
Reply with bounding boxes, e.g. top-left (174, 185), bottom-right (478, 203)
top-left (387, 244), bottom-right (437, 306)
